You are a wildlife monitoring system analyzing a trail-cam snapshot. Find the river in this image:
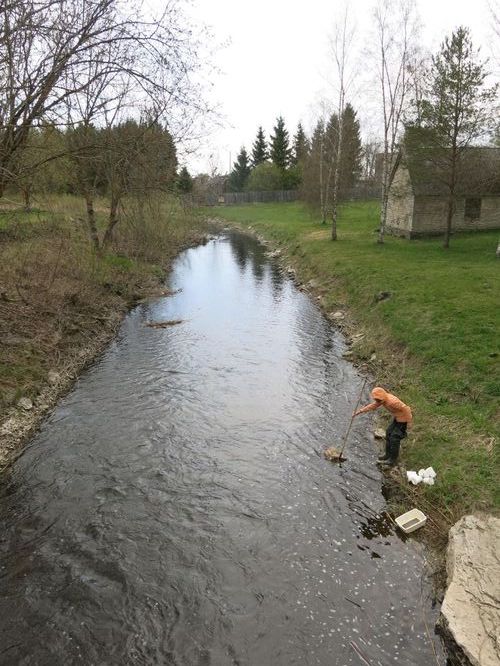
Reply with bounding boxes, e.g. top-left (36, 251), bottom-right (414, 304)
top-left (0, 230), bottom-right (444, 665)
